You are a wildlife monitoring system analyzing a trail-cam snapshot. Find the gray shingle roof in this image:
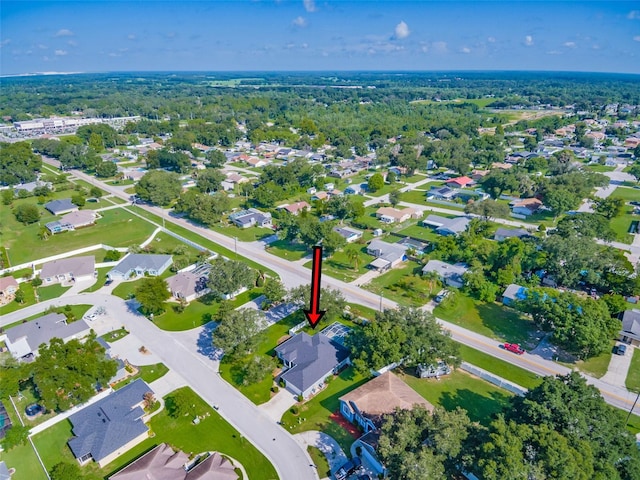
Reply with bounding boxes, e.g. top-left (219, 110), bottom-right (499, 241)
top-left (367, 239), bottom-right (408, 262)
top-left (6, 313), bottom-right (90, 356)
top-left (44, 198), bottom-right (77, 214)
top-left (422, 260), bottom-right (469, 284)
top-left (622, 310), bottom-right (640, 337)
top-left (110, 254), bottom-right (172, 277)
top-left (423, 215), bottom-right (470, 234)
top-left (275, 333), bottom-right (350, 393)
top-left (494, 228), bottom-right (532, 240)
top-left (68, 379), bottom-right (152, 464)
top-left (40, 256), bottom-right (95, 279)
